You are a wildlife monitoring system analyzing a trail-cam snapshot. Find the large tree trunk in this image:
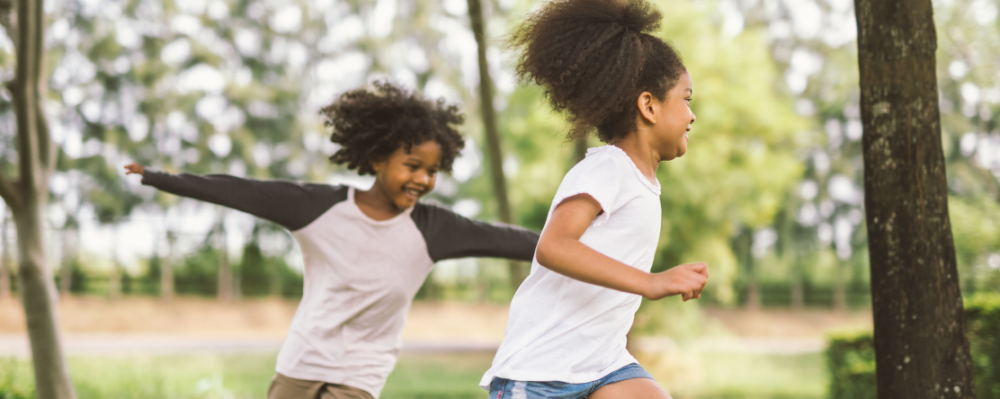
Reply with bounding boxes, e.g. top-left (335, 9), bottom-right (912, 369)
top-left (467, 0), bottom-right (526, 288)
top-left (854, 1), bottom-right (976, 397)
top-left (0, 0), bottom-right (77, 396)
top-left (161, 230), bottom-right (175, 301)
